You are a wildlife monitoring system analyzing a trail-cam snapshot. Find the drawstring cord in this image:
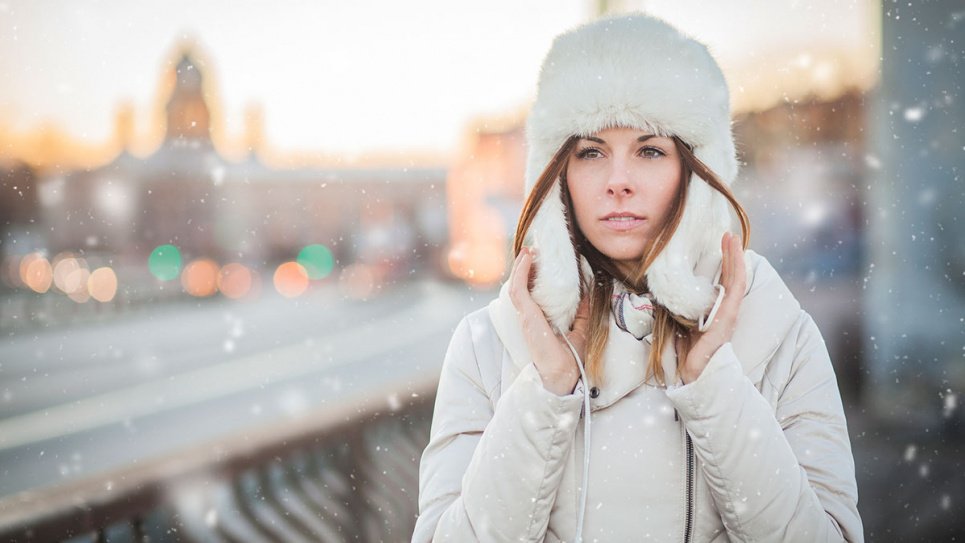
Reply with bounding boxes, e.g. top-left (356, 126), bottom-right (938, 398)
top-left (557, 273), bottom-right (722, 541)
top-left (561, 334), bottom-right (591, 543)
top-left (697, 284), bottom-right (726, 333)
